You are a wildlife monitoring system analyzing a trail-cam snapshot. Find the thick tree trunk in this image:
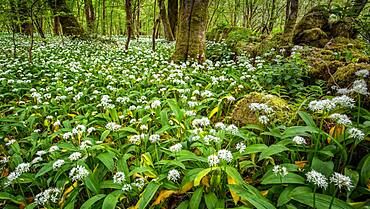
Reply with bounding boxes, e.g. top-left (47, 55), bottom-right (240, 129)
top-left (172, 0), bottom-right (209, 62)
top-left (125, 0), bottom-right (133, 50)
top-left (283, 0), bottom-right (298, 38)
top-left (48, 0), bottom-right (84, 36)
top-left (158, 0), bottom-right (175, 41)
top-left (84, 0), bottom-right (95, 33)
top-left (168, 0), bottom-right (178, 39)
top-left (19, 0), bottom-right (33, 35)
